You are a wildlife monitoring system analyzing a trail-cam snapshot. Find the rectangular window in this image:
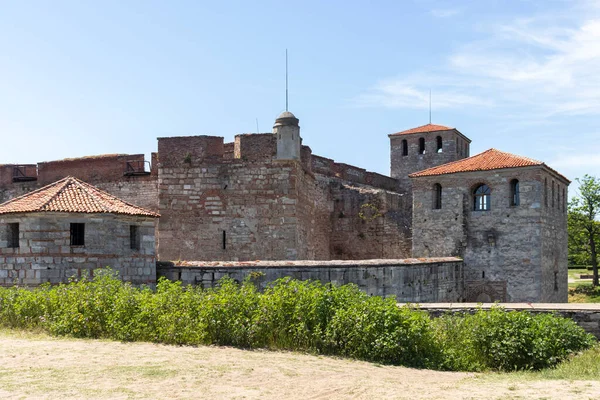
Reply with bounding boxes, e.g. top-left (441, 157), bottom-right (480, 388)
top-left (70, 223), bottom-right (85, 246)
top-left (8, 223), bottom-right (19, 248)
top-left (130, 225), bottom-right (140, 250)
top-left (222, 230), bottom-right (227, 250)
